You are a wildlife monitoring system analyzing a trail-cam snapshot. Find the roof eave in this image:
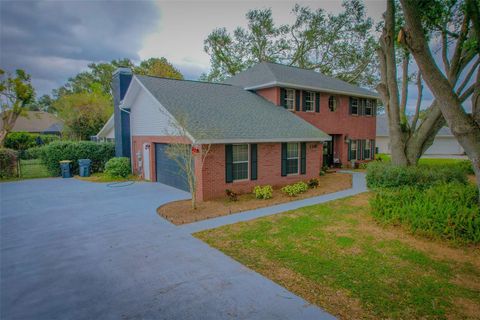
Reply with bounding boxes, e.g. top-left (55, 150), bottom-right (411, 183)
top-left (244, 81), bottom-right (379, 99)
top-left (194, 136), bottom-right (331, 144)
